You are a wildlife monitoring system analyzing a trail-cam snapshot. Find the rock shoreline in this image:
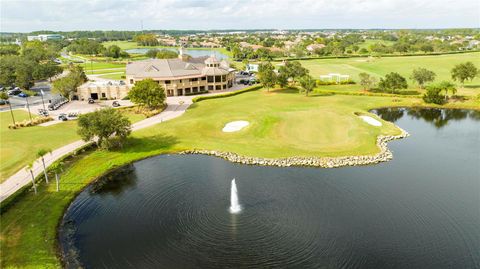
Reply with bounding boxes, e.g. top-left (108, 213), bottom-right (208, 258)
top-left (180, 128), bottom-right (410, 168)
